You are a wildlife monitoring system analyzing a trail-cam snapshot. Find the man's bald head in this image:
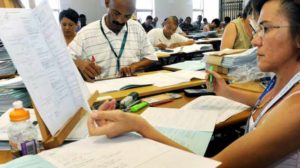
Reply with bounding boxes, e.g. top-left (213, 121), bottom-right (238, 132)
top-left (104, 0), bottom-right (136, 34)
